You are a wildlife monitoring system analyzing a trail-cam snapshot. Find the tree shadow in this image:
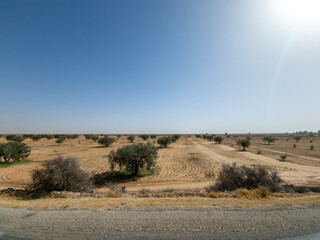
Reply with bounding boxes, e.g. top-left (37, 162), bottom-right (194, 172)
top-left (92, 171), bottom-right (138, 187)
